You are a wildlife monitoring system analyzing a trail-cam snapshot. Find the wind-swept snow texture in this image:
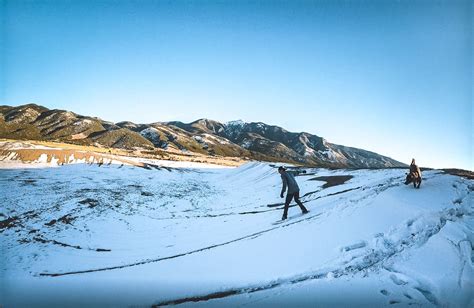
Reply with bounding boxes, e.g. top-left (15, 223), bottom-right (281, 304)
top-left (1, 162), bottom-right (472, 307)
